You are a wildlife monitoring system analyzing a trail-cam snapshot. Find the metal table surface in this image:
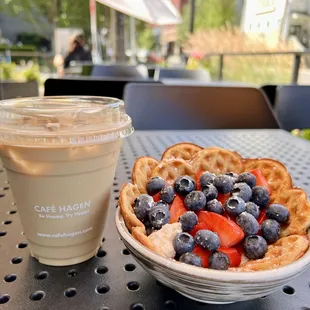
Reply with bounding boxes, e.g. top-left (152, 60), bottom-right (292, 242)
top-left (1, 129), bottom-right (310, 310)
